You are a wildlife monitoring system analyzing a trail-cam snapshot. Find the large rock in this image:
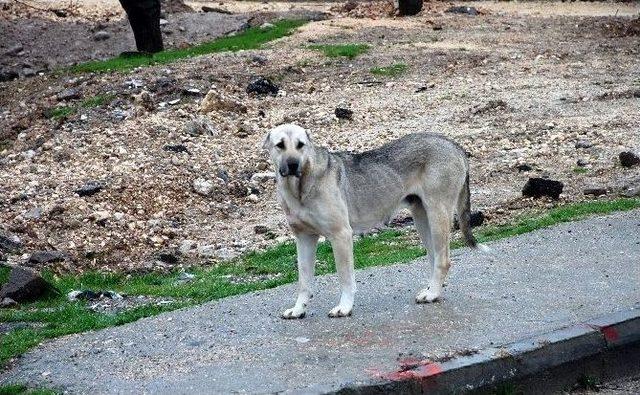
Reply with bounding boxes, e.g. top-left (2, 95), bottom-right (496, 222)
top-left (0, 266), bottom-right (52, 303)
top-left (522, 178), bottom-right (564, 199)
